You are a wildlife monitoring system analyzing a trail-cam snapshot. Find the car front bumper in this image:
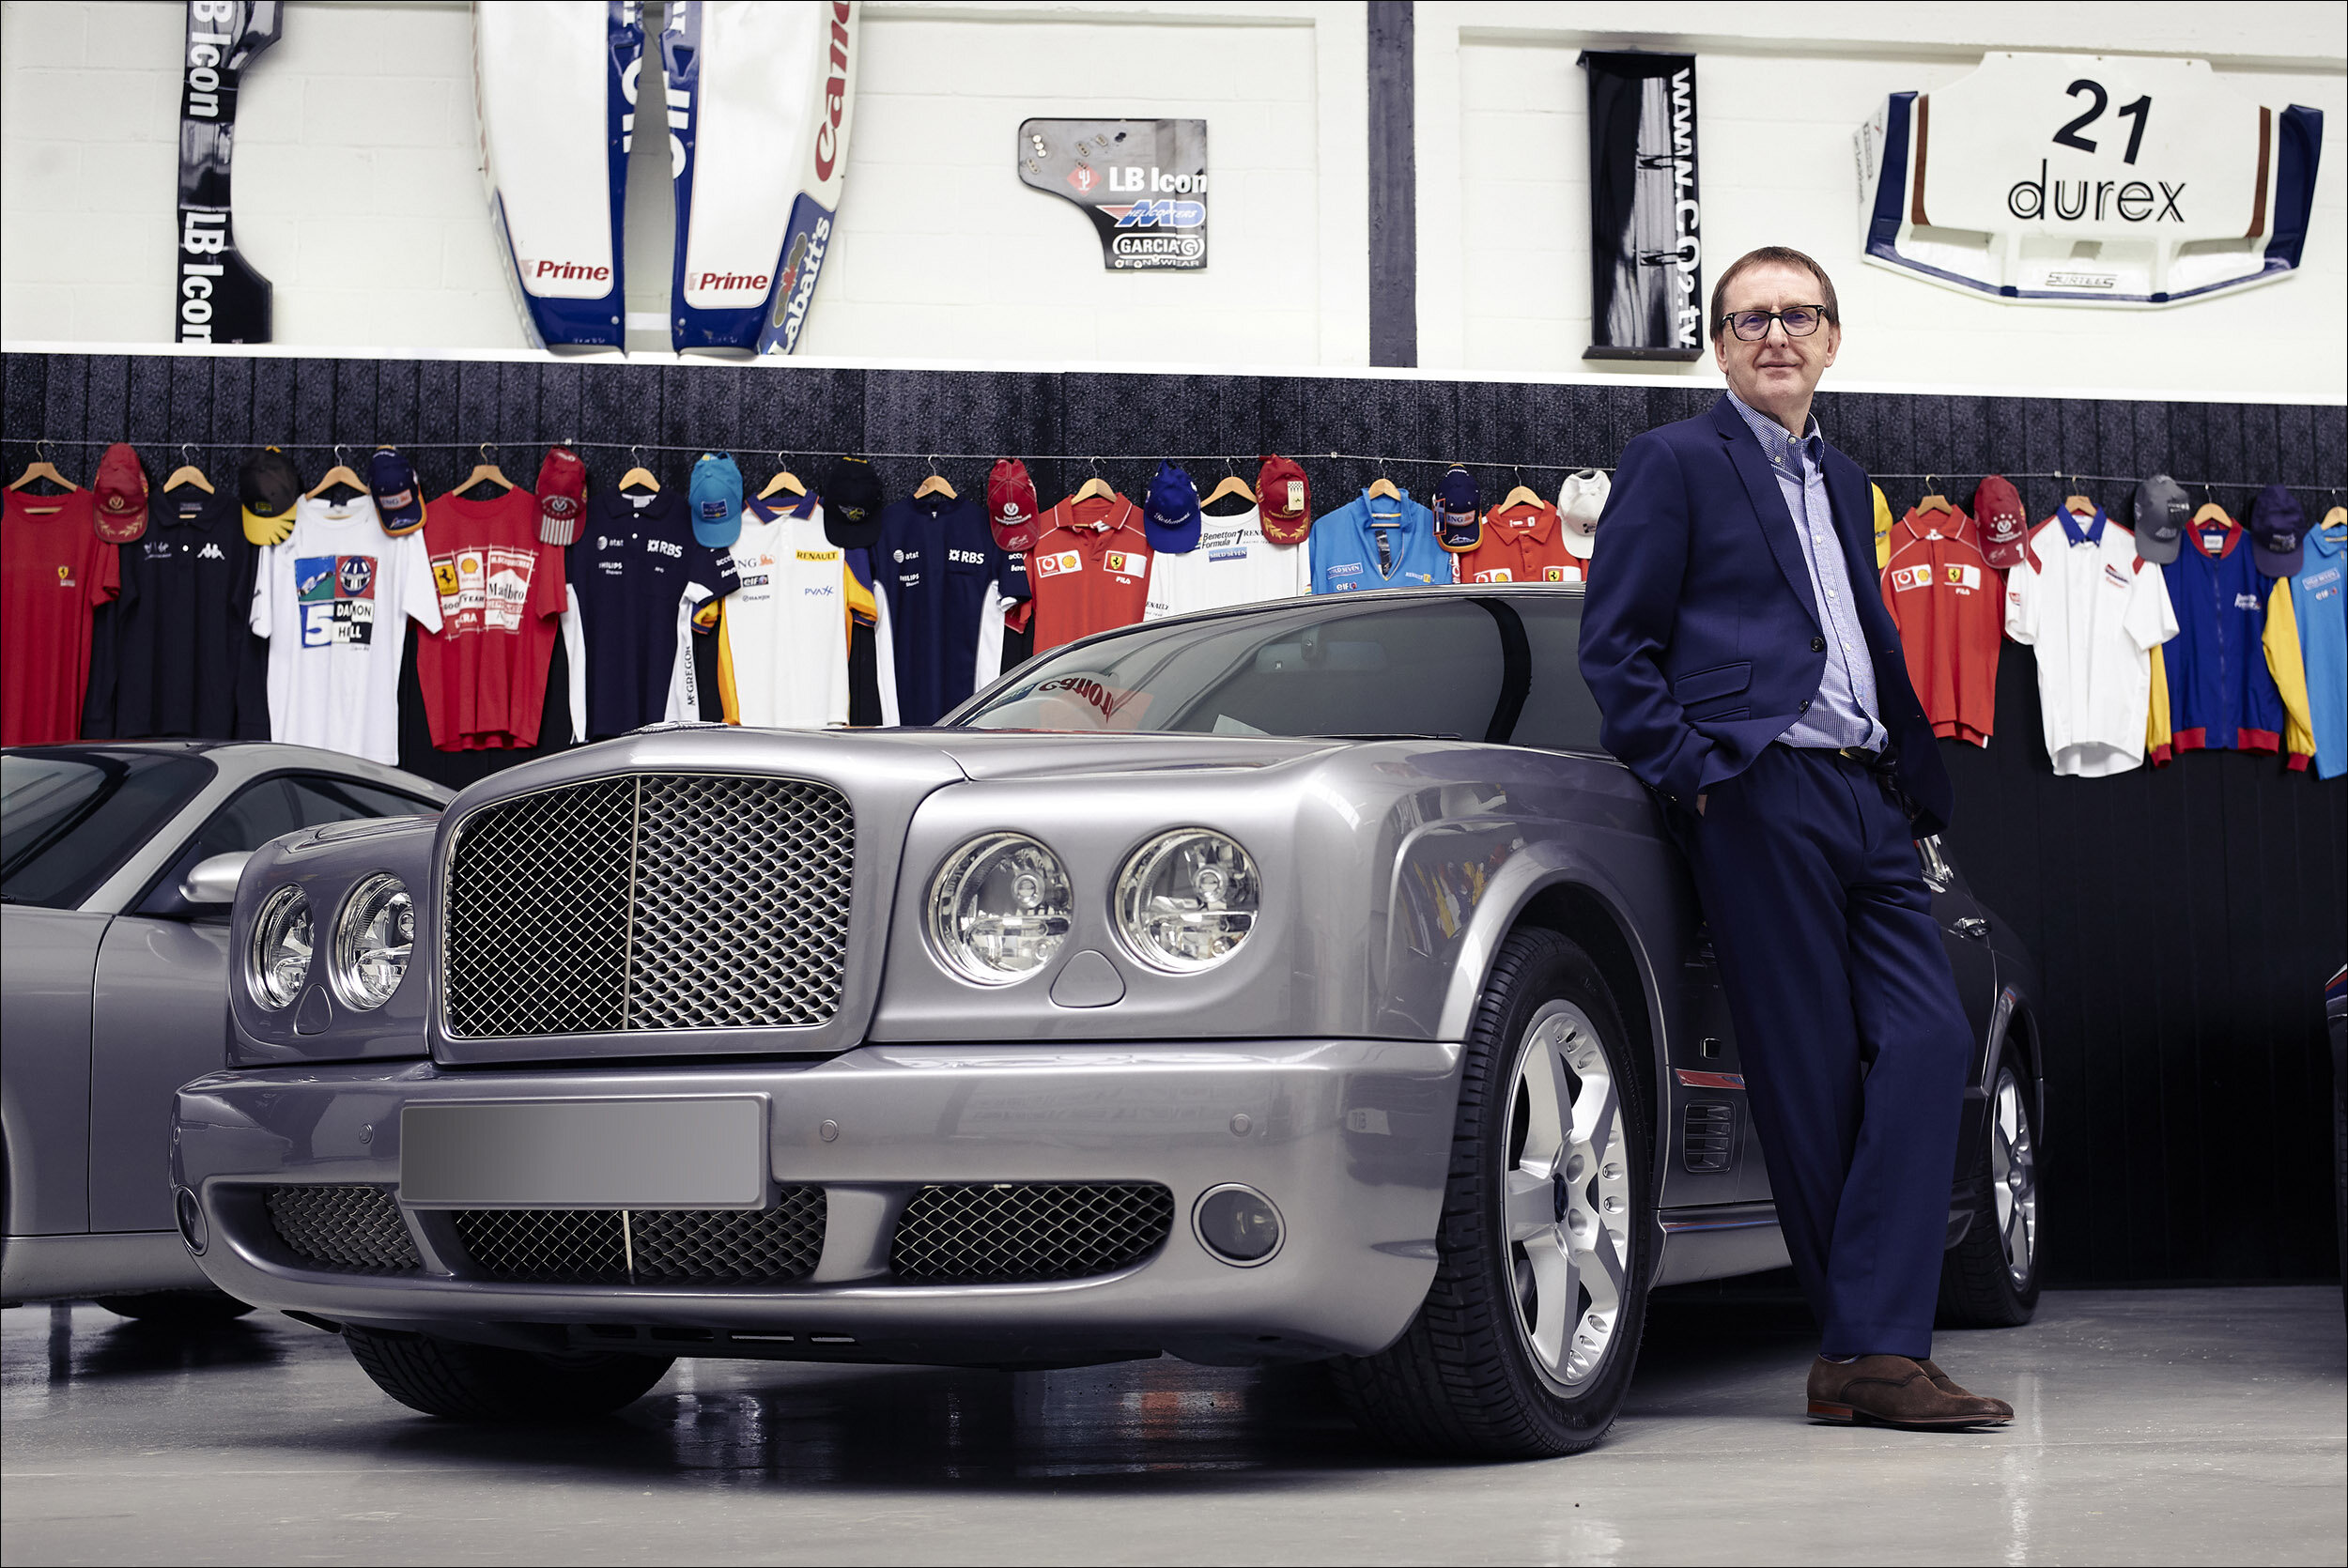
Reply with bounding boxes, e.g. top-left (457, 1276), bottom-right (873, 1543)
top-left (173, 1039), bottom-right (1460, 1364)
